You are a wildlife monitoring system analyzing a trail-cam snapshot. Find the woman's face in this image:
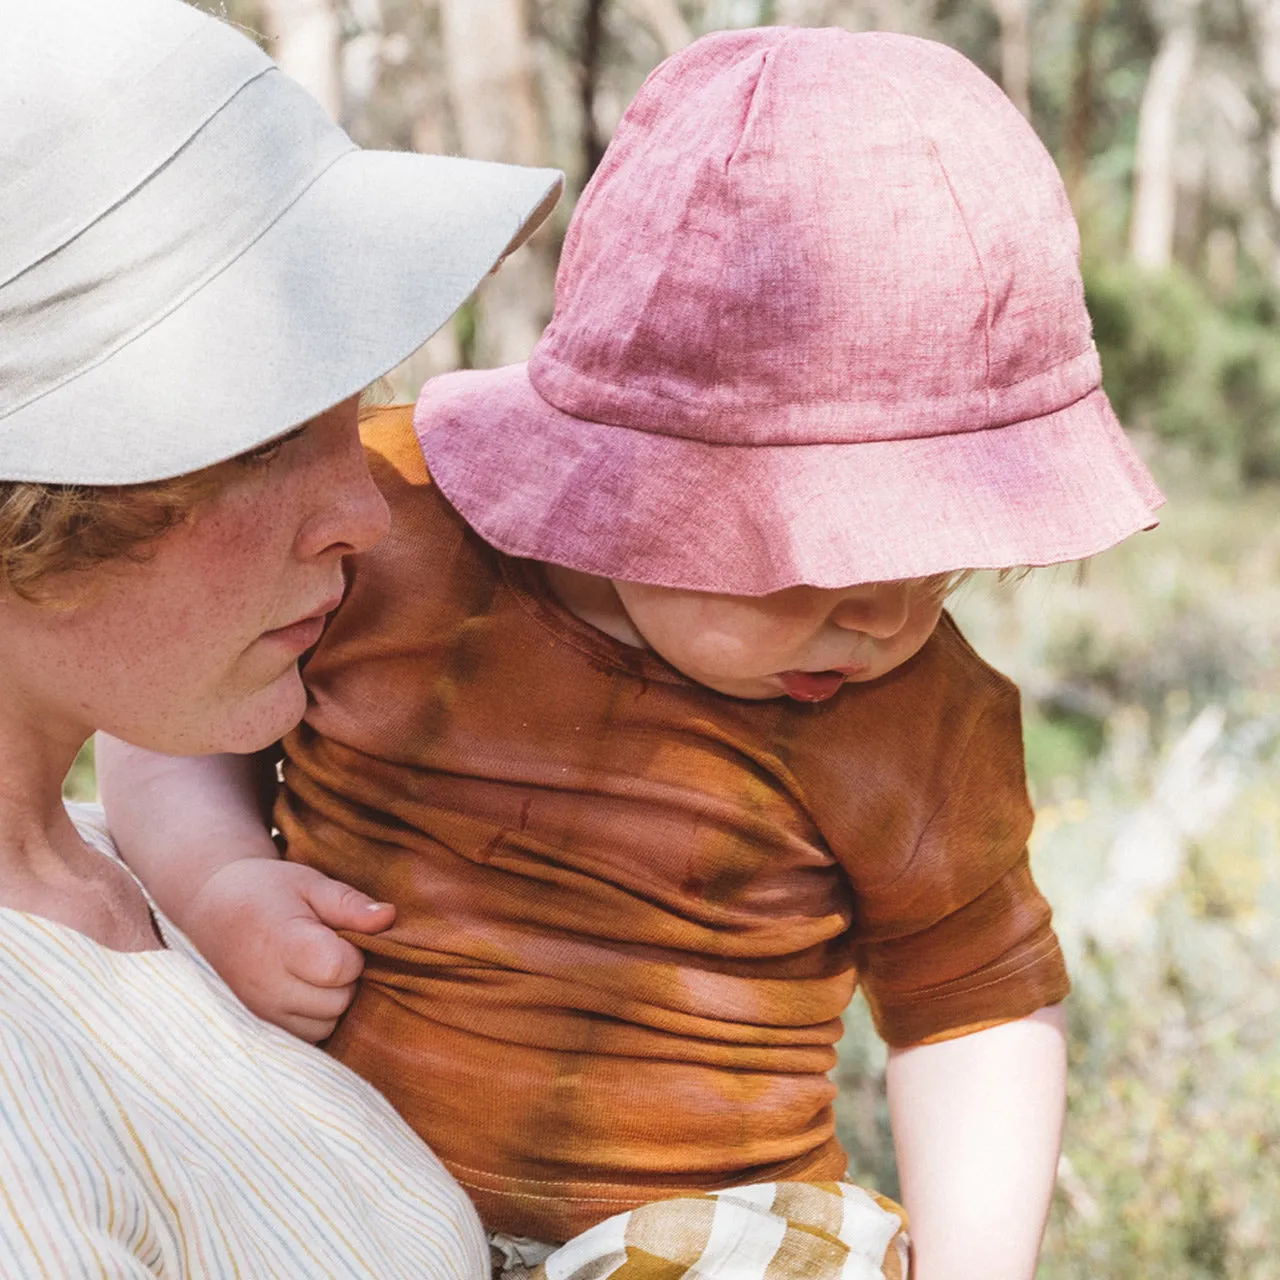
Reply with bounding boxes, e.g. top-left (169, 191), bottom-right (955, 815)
top-left (3, 397), bottom-right (389, 755)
